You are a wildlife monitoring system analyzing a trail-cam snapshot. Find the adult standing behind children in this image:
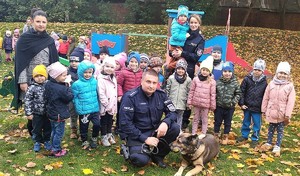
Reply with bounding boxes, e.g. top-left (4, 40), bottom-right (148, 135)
top-left (170, 14), bottom-right (205, 129)
top-left (119, 69), bottom-right (180, 168)
top-left (170, 14), bottom-right (205, 79)
top-left (236, 59), bottom-right (268, 148)
top-left (14, 8), bottom-right (59, 135)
